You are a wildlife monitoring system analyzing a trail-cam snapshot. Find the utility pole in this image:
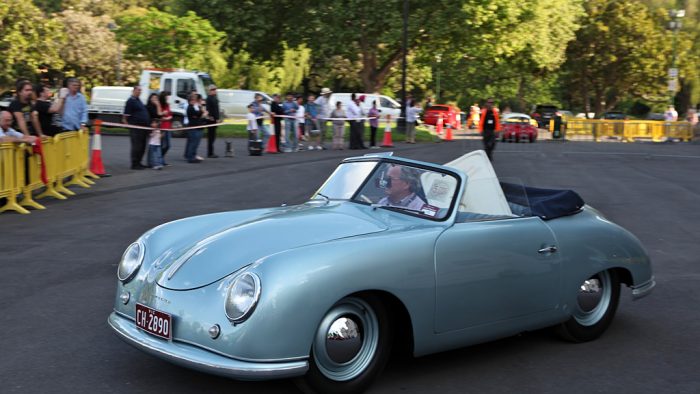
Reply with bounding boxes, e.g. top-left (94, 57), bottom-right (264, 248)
top-left (435, 53), bottom-right (442, 103)
top-left (668, 7), bottom-right (685, 107)
top-left (398, 0), bottom-right (408, 134)
top-left (107, 23), bottom-right (122, 85)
